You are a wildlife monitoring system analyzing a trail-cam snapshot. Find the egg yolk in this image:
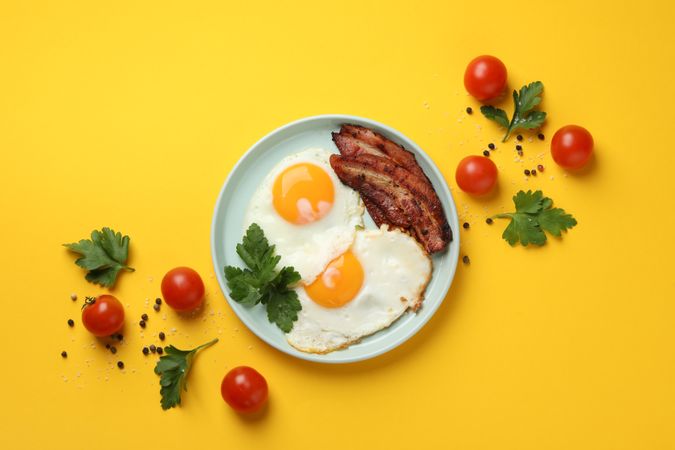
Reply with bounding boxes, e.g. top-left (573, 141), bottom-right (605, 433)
top-left (304, 251), bottom-right (364, 308)
top-left (272, 163), bottom-right (334, 224)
